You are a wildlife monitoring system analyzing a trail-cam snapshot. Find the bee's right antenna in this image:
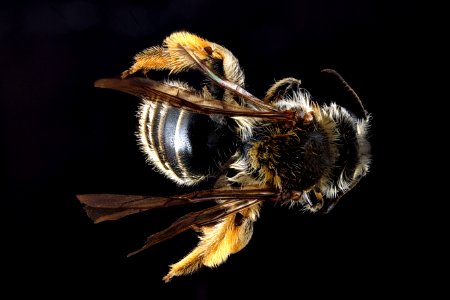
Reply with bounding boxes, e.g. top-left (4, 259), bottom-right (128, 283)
top-left (321, 69), bottom-right (368, 119)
